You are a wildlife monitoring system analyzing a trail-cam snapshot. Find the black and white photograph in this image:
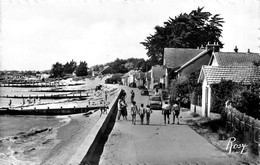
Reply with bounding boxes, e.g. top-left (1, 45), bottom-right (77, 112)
top-left (0, 0), bottom-right (259, 164)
